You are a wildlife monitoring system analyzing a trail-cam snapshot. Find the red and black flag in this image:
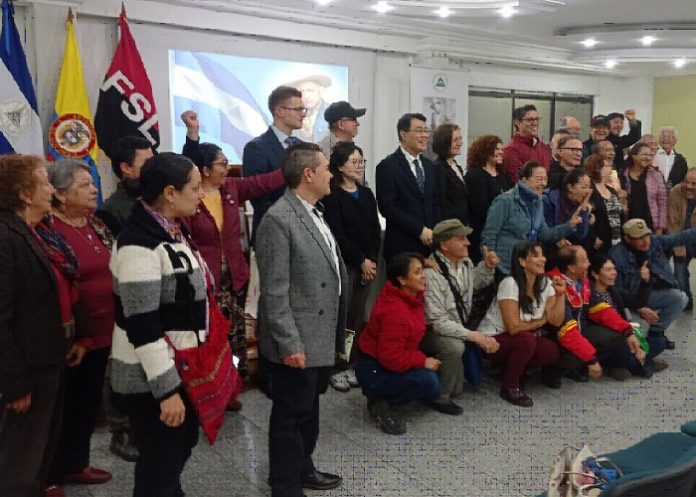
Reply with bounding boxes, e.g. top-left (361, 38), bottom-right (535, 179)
top-left (94, 5), bottom-right (159, 157)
